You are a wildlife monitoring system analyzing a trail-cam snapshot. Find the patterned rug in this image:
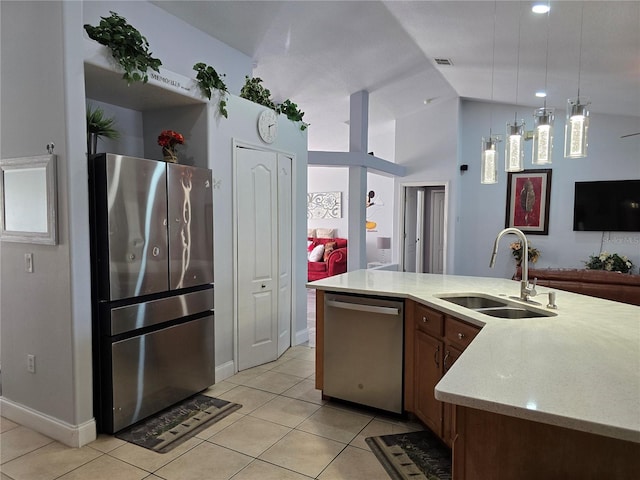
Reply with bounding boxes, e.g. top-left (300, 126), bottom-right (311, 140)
top-left (366, 430), bottom-right (452, 480)
top-left (115, 394), bottom-right (241, 453)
